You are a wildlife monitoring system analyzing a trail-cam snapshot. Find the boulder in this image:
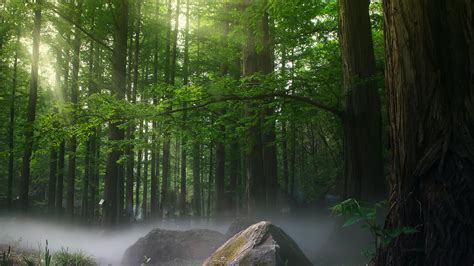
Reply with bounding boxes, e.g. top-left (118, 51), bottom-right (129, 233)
top-left (204, 221), bottom-right (312, 266)
top-left (225, 217), bottom-right (257, 238)
top-left (121, 229), bottom-right (226, 266)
